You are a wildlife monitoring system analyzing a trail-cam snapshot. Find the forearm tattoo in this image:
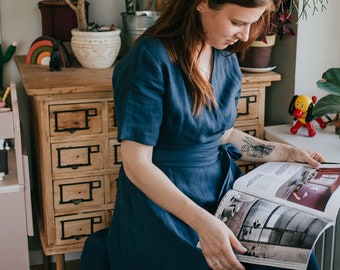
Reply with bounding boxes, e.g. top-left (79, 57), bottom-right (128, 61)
top-left (240, 136), bottom-right (275, 158)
